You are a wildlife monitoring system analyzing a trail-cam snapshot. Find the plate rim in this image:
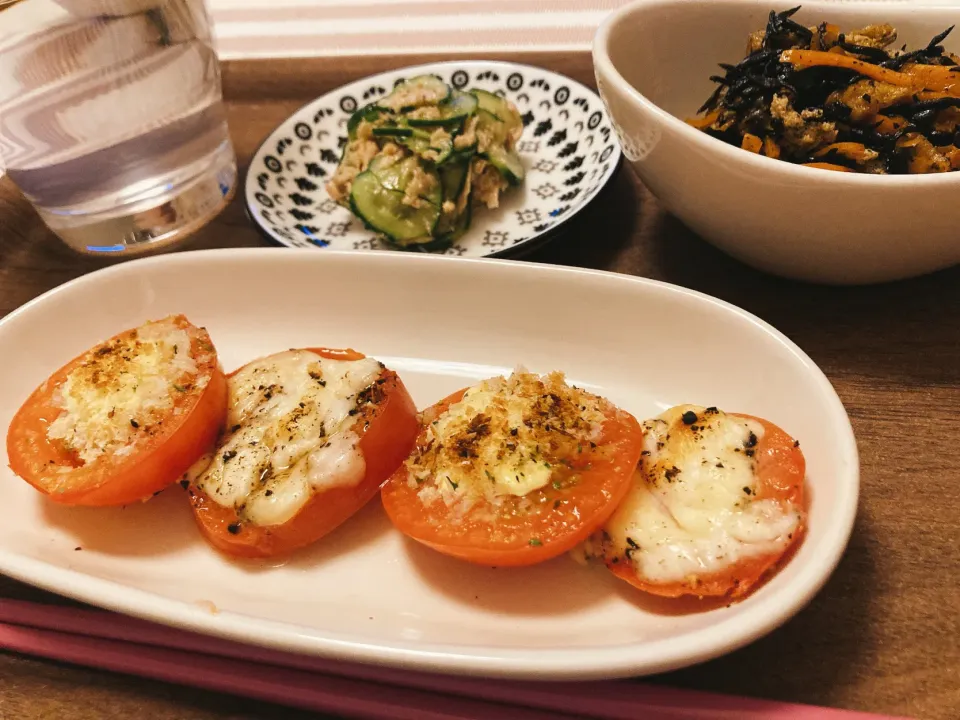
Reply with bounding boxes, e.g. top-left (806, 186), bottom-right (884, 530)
top-left (0, 248), bottom-right (859, 680)
top-left (242, 59), bottom-right (624, 259)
